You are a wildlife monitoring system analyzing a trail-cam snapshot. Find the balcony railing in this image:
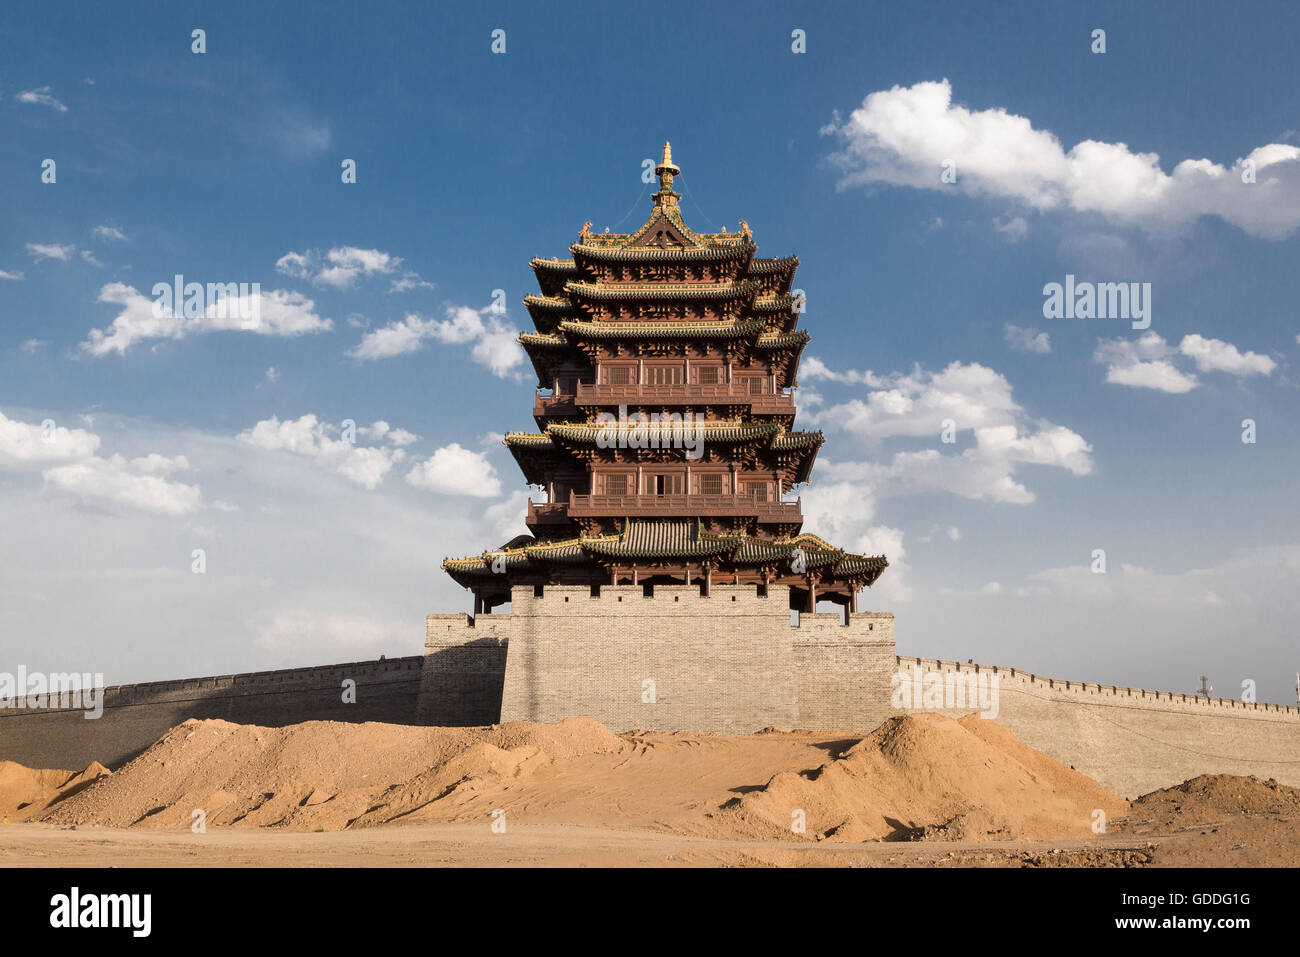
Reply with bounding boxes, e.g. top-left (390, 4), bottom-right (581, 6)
top-left (566, 492), bottom-right (802, 523)
top-left (574, 382), bottom-right (794, 414)
top-left (526, 500), bottom-right (573, 525)
top-left (533, 391), bottom-right (579, 417)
